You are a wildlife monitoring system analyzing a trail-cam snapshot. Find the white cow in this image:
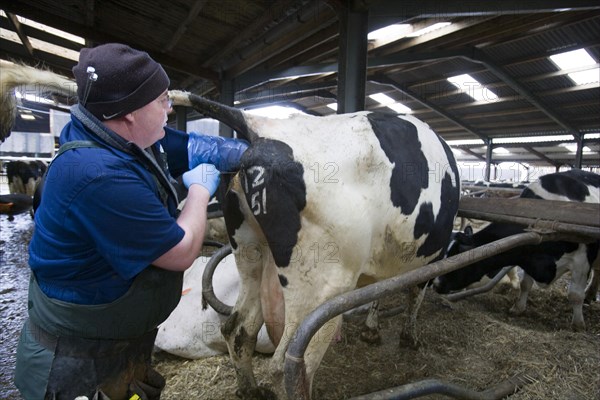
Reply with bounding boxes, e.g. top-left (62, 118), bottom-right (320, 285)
top-left (155, 253), bottom-right (275, 358)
